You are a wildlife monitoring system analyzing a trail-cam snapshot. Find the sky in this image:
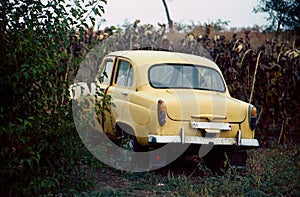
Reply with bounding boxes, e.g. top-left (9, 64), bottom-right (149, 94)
top-left (98, 0), bottom-right (268, 29)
